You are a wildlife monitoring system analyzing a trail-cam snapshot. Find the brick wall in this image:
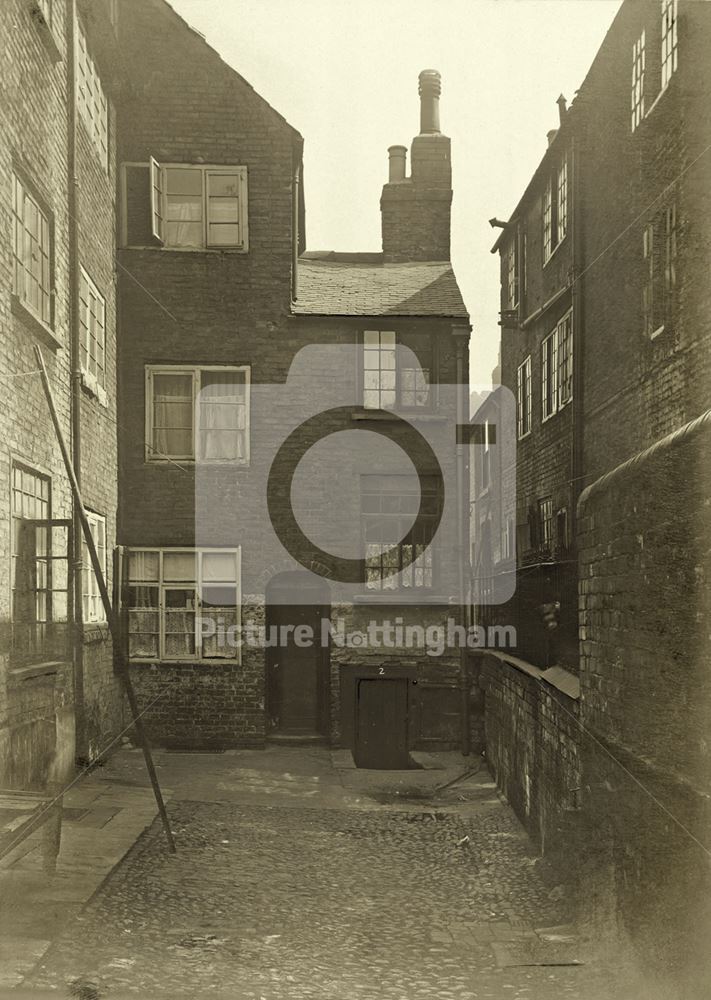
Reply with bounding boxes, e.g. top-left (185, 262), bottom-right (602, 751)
top-left (478, 653), bottom-right (581, 857)
top-left (576, 418), bottom-right (711, 995)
